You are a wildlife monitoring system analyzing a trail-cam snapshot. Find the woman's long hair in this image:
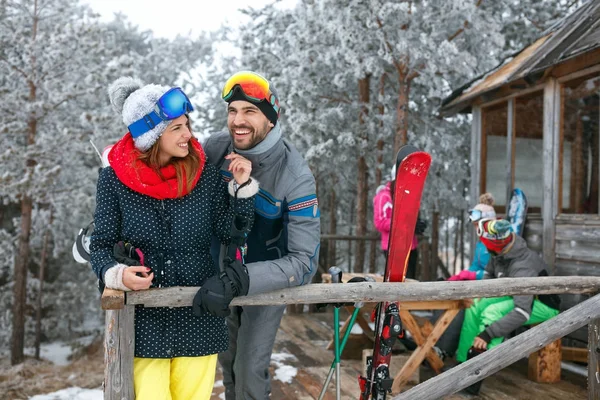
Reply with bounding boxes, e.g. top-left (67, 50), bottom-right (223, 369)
top-left (137, 116), bottom-right (201, 197)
